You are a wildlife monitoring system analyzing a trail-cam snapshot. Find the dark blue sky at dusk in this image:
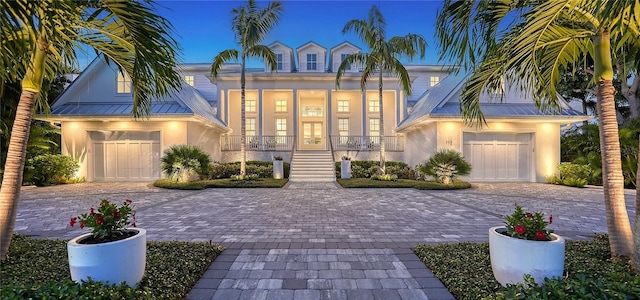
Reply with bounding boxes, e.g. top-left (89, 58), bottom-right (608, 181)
top-left (78, 1), bottom-right (447, 69)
